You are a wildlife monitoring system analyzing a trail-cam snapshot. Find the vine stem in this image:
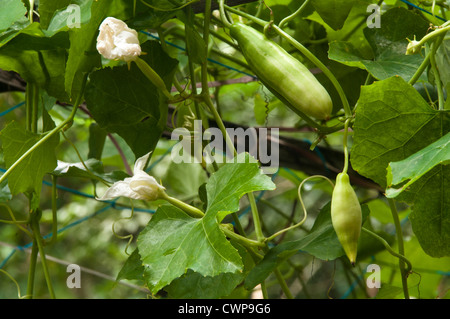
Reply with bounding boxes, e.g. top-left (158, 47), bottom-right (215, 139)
top-left (265, 175), bottom-right (334, 242)
top-left (278, 0), bottom-right (311, 29)
top-left (30, 212), bottom-right (56, 299)
top-left (361, 228), bottom-right (412, 274)
top-left (387, 198), bottom-right (410, 299)
top-left (429, 34), bottom-right (446, 110)
top-left (0, 75), bottom-right (88, 187)
top-left (342, 118), bottom-right (351, 174)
